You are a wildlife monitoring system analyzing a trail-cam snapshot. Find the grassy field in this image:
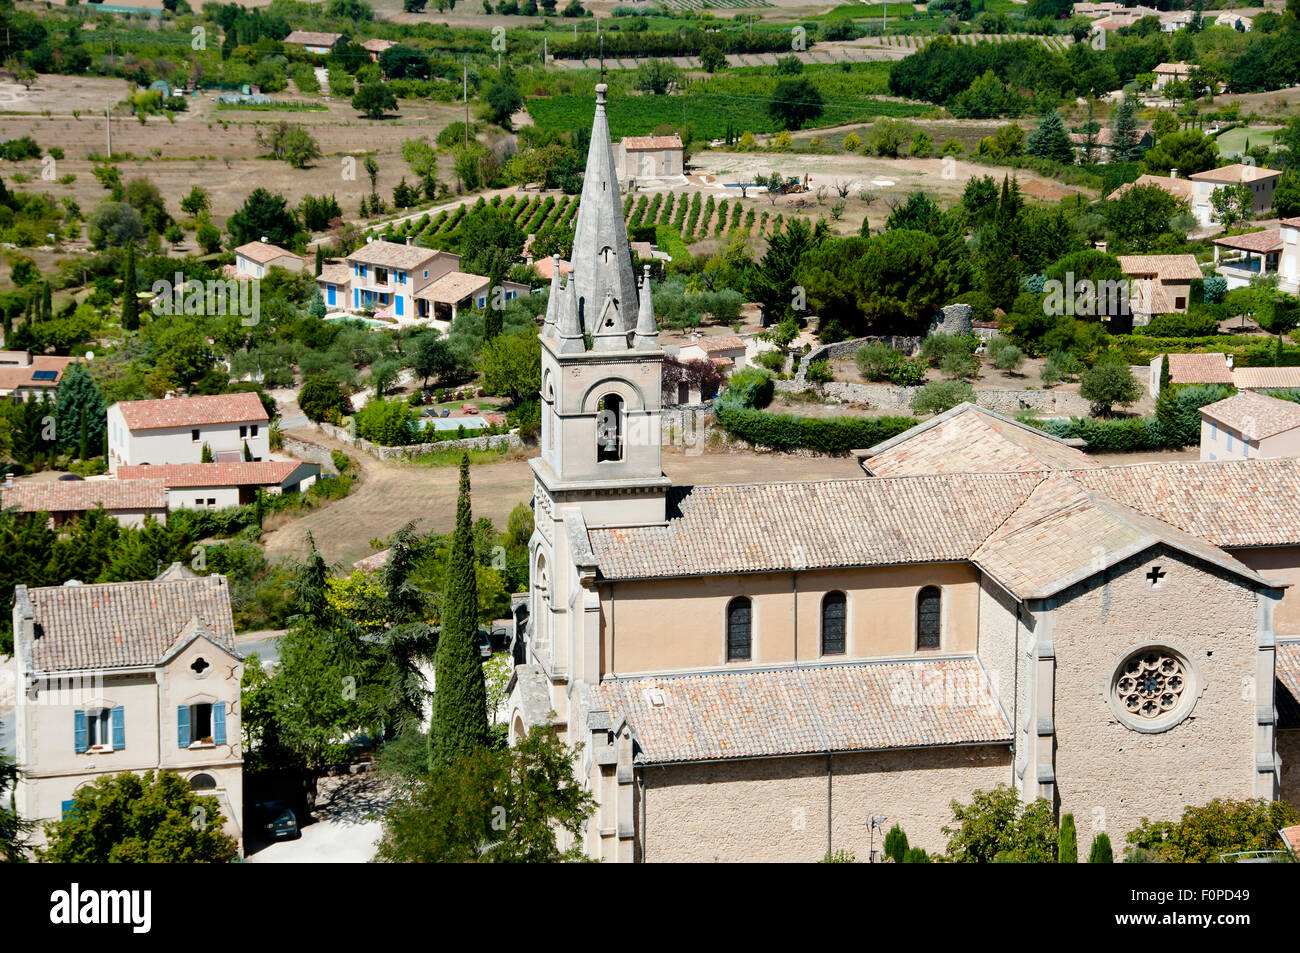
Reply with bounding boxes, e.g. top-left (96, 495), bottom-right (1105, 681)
top-left (1214, 125), bottom-right (1282, 156)
top-left (529, 63), bottom-right (929, 139)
